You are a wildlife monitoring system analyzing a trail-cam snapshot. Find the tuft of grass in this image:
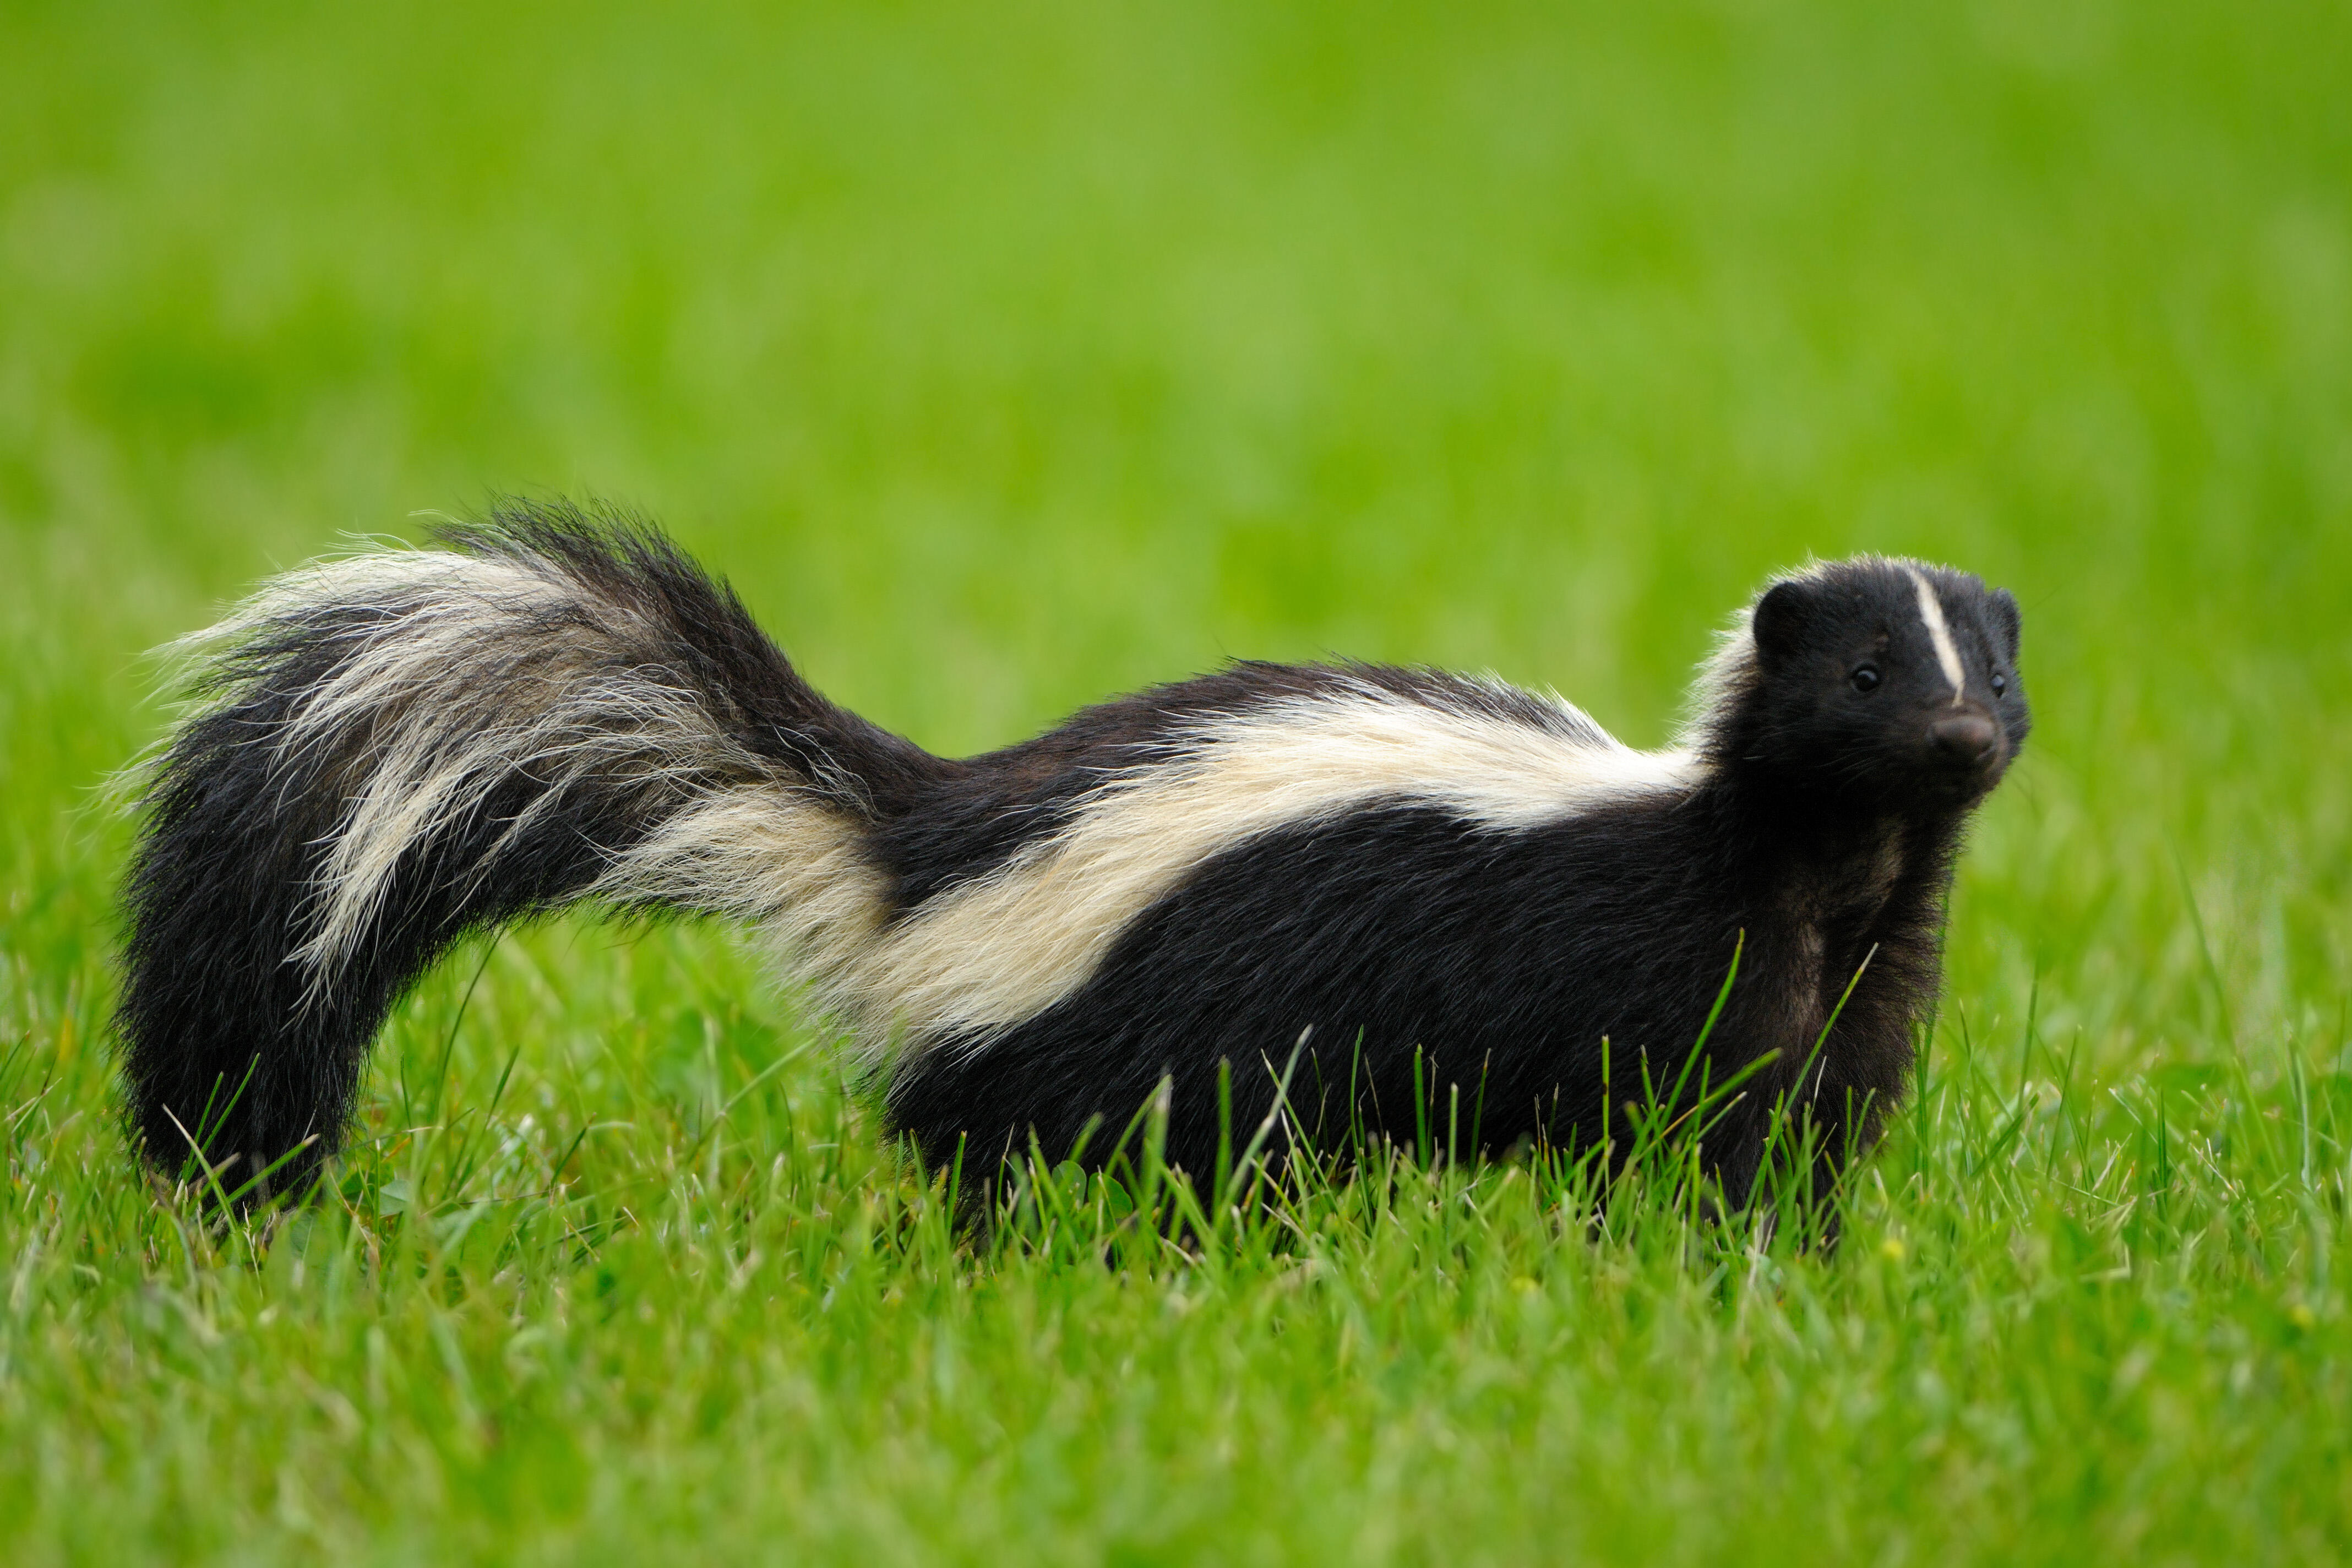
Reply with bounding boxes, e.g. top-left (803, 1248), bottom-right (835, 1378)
top-left (3, 0), bottom-right (2349, 1560)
